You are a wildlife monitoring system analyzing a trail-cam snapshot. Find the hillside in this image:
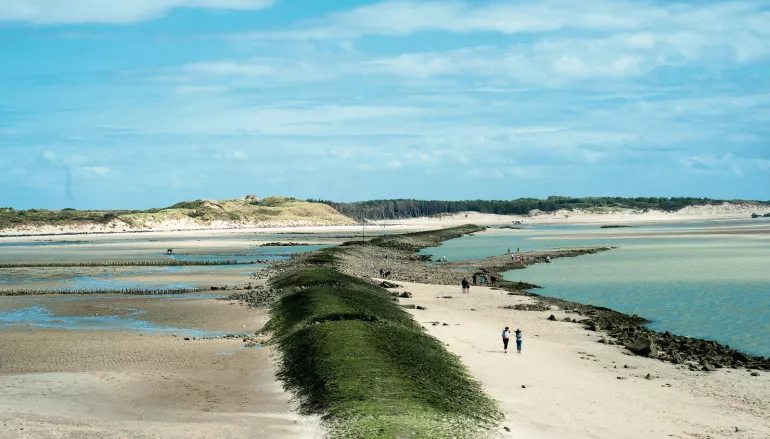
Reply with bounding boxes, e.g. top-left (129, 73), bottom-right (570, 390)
top-left (0, 196), bottom-right (355, 236)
